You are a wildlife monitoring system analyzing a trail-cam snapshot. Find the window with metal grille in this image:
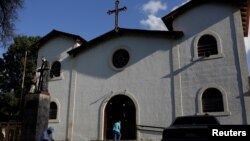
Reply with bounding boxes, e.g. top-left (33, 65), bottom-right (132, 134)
top-left (112, 49), bottom-right (130, 69)
top-left (50, 61), bottom-right (61, 78)
top-left (49, 102), bottom-right (57, 119)
top-left (198, 35), bottom-right (218, 57)
top-left (202, 88), bottom-right (224, 112)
